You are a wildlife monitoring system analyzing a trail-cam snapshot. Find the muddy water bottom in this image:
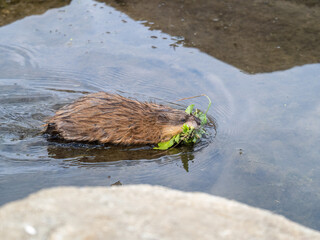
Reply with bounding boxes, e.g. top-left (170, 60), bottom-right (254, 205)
top-left (1, 0), bottom-right (320, 231)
